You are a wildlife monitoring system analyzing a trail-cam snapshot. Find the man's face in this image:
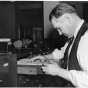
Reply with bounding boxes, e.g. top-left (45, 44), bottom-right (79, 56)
top-left (51, 14), bottom-right (73, 38)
